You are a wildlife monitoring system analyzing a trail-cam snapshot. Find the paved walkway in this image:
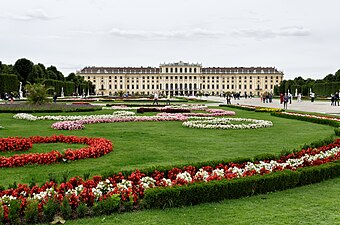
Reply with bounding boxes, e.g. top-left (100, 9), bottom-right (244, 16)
top-left (204, 96), bottom-right (340, 115)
